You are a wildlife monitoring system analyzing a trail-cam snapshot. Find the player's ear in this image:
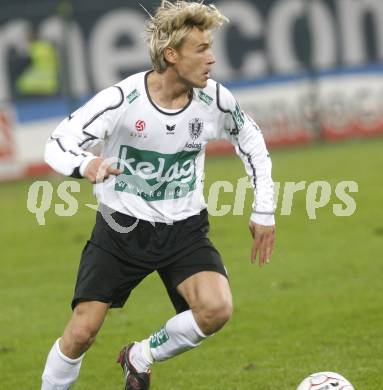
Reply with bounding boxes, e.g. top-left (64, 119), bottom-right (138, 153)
top-left (164, 47), bottom-right (178, 65)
